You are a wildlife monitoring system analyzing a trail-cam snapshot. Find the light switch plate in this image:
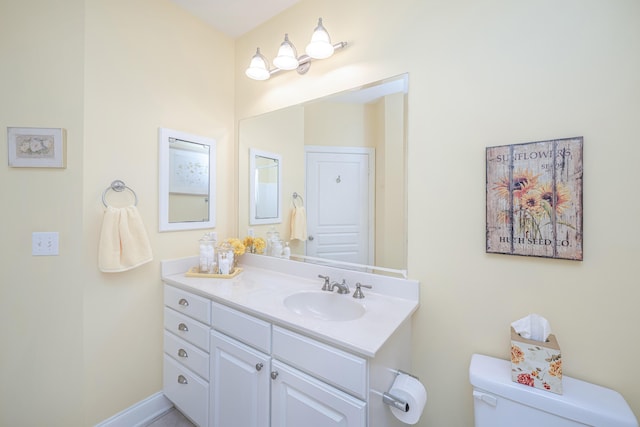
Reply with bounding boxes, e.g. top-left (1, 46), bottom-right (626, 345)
top-left (32, 232), bottom-right (59, 256)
